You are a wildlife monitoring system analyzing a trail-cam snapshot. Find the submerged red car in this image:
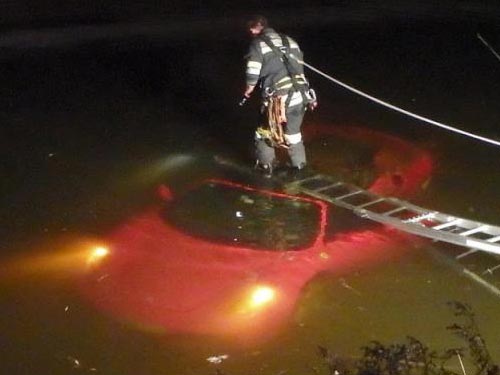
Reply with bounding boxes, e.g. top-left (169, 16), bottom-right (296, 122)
top-left (80, 125), bottom-right (433, 341)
